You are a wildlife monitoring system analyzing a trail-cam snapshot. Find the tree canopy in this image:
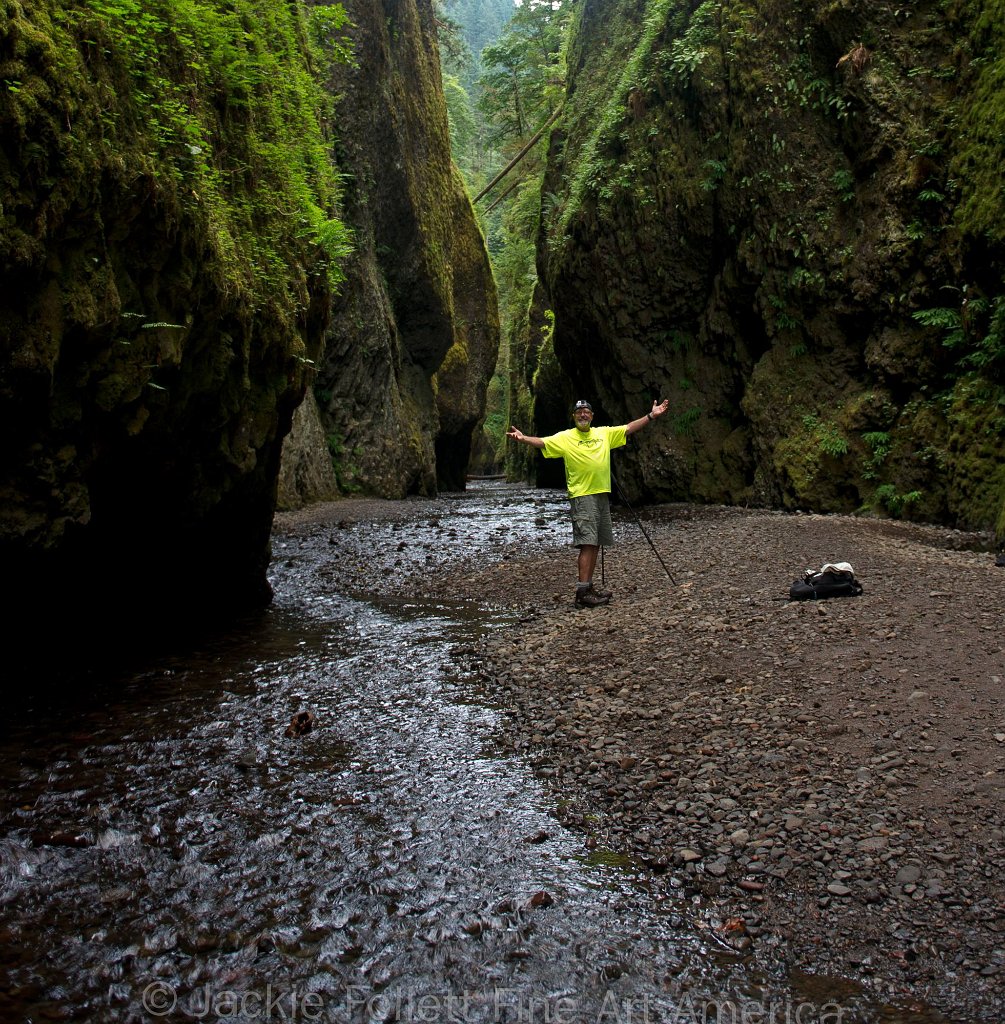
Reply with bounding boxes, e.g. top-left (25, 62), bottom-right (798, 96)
top-left (477, 0), bottom-right (569, 144)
